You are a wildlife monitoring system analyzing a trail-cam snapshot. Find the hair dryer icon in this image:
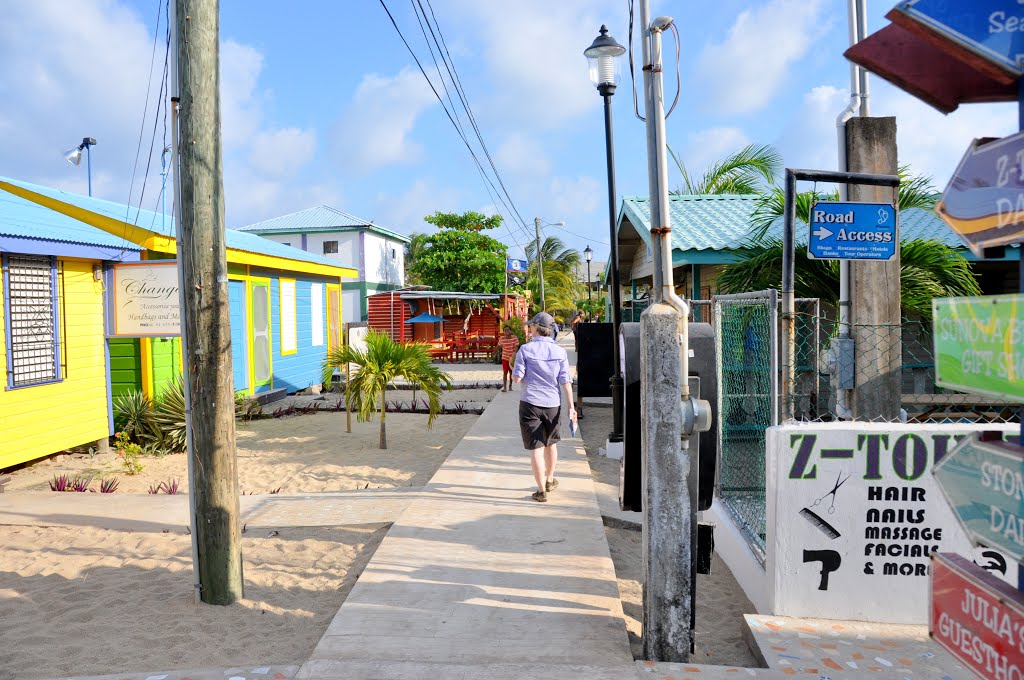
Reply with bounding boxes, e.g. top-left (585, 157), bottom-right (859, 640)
top-left (803, 549), bottom-right (842, 590)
